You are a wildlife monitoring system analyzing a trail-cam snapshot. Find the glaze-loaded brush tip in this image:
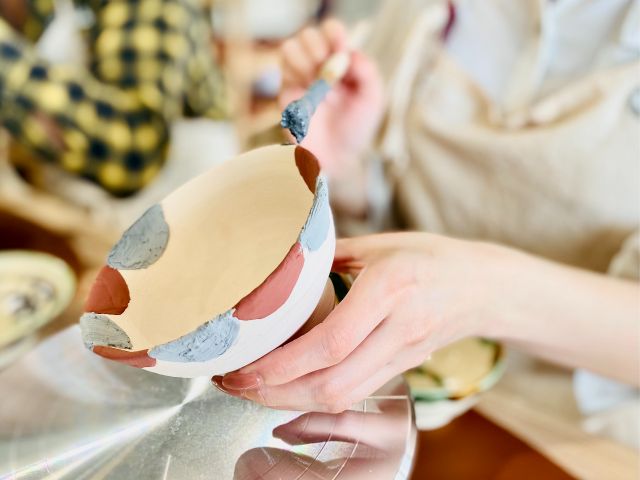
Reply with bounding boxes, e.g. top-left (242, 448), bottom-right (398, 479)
top-left (281, 80), bottom-right (330, 143)
top-left (280, 51), bottom-right (350, 143)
